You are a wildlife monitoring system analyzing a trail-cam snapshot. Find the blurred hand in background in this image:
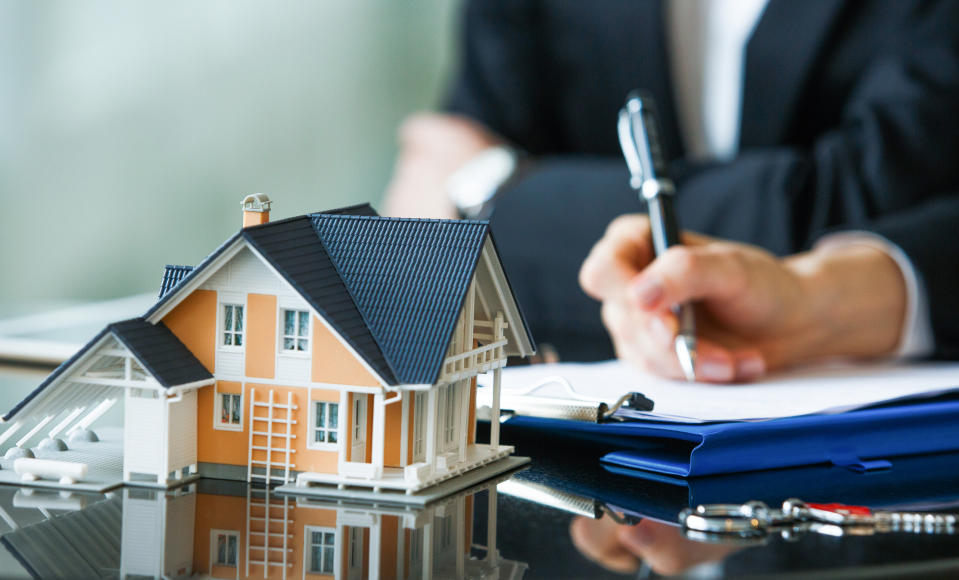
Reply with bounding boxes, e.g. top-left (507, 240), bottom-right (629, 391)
top-left (382, 112), bottom-right (504, 218)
